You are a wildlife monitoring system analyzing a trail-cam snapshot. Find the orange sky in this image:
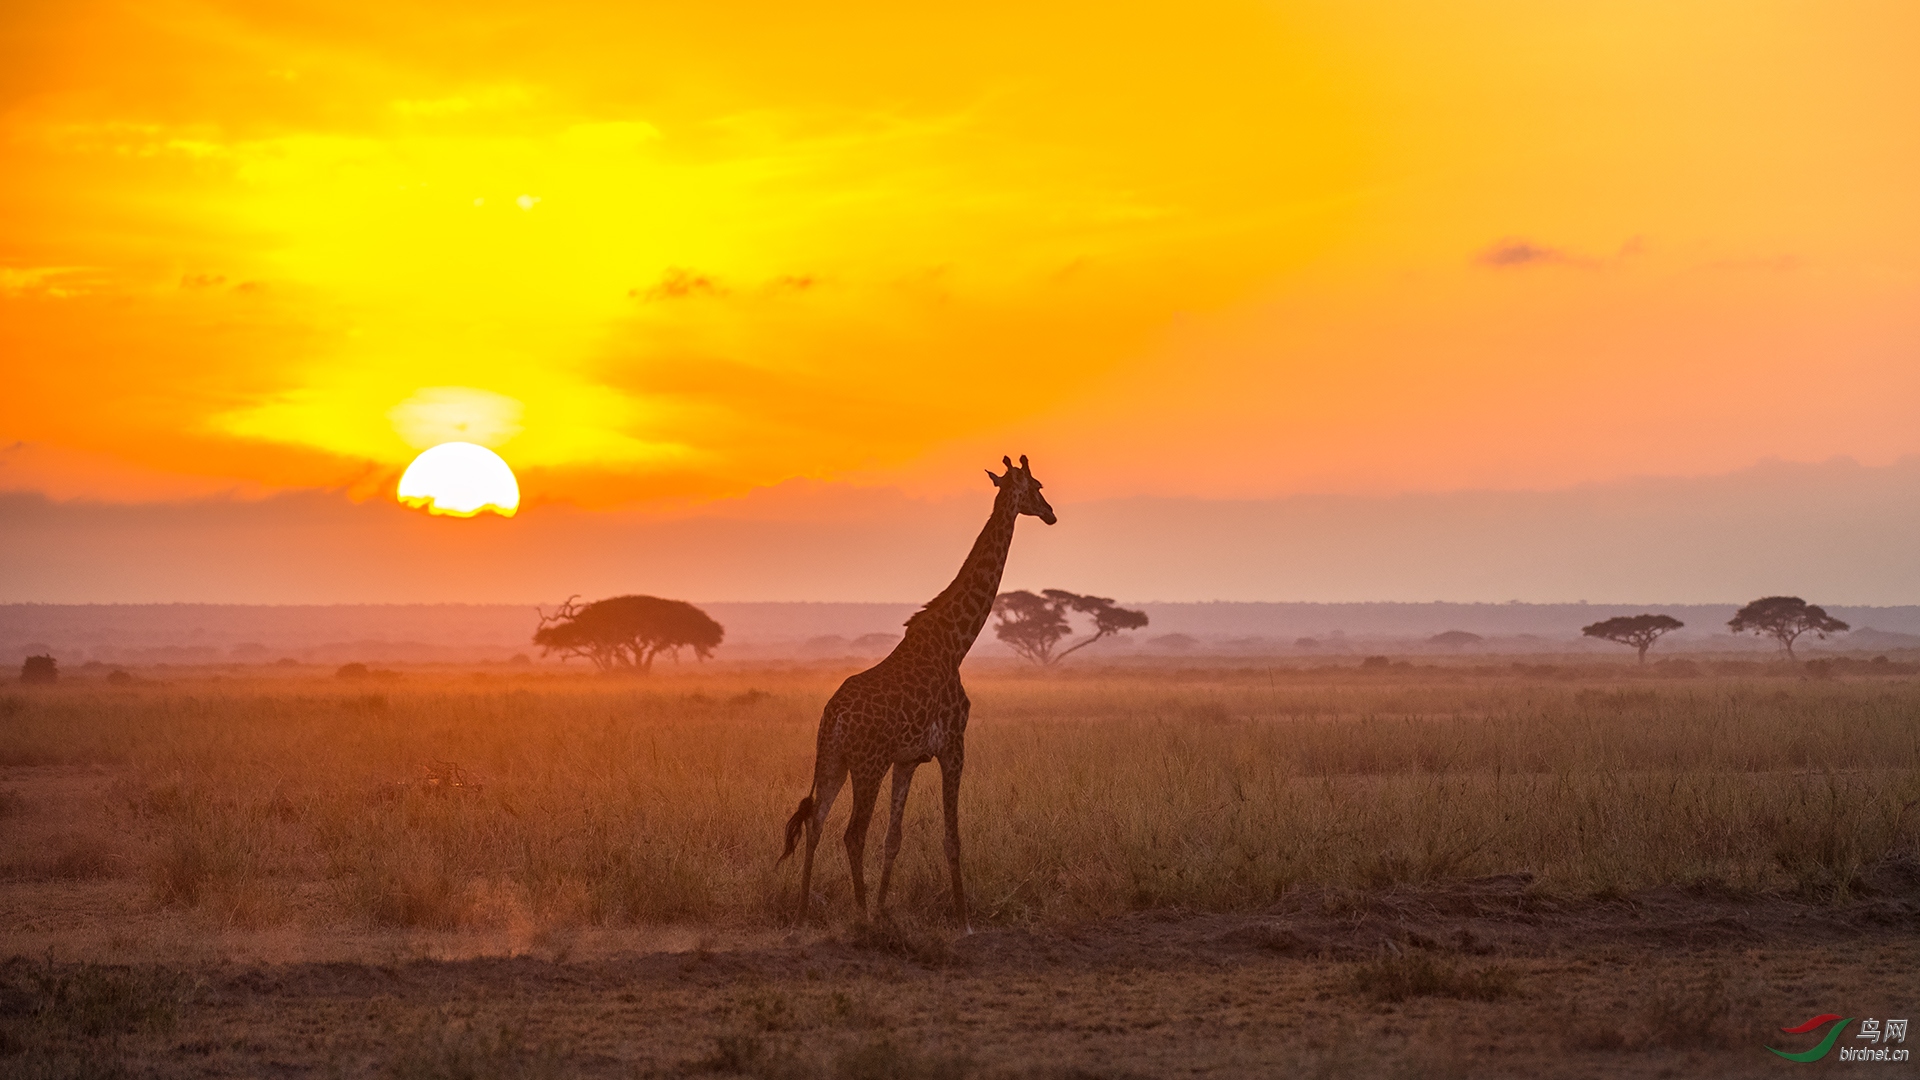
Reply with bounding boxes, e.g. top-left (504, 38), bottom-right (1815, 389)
top-left (3, 1), bottom-right (1917, 513)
